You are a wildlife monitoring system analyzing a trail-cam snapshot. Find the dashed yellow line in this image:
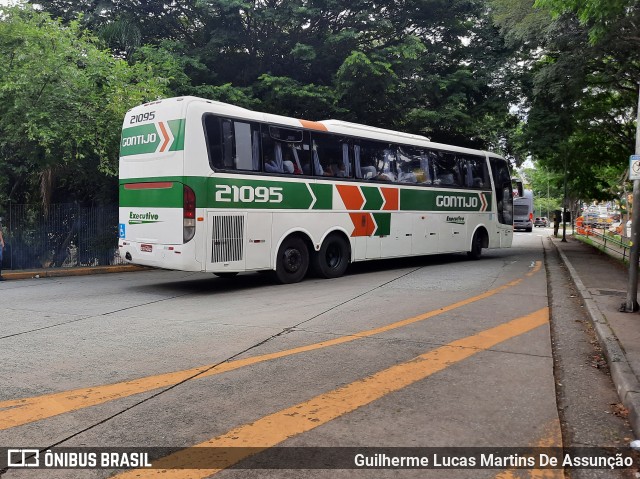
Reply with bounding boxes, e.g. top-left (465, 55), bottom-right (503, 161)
top-left (0, 261), bottom-right (542, 431)
top-left (113, 308), bottom-right (549, 478)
